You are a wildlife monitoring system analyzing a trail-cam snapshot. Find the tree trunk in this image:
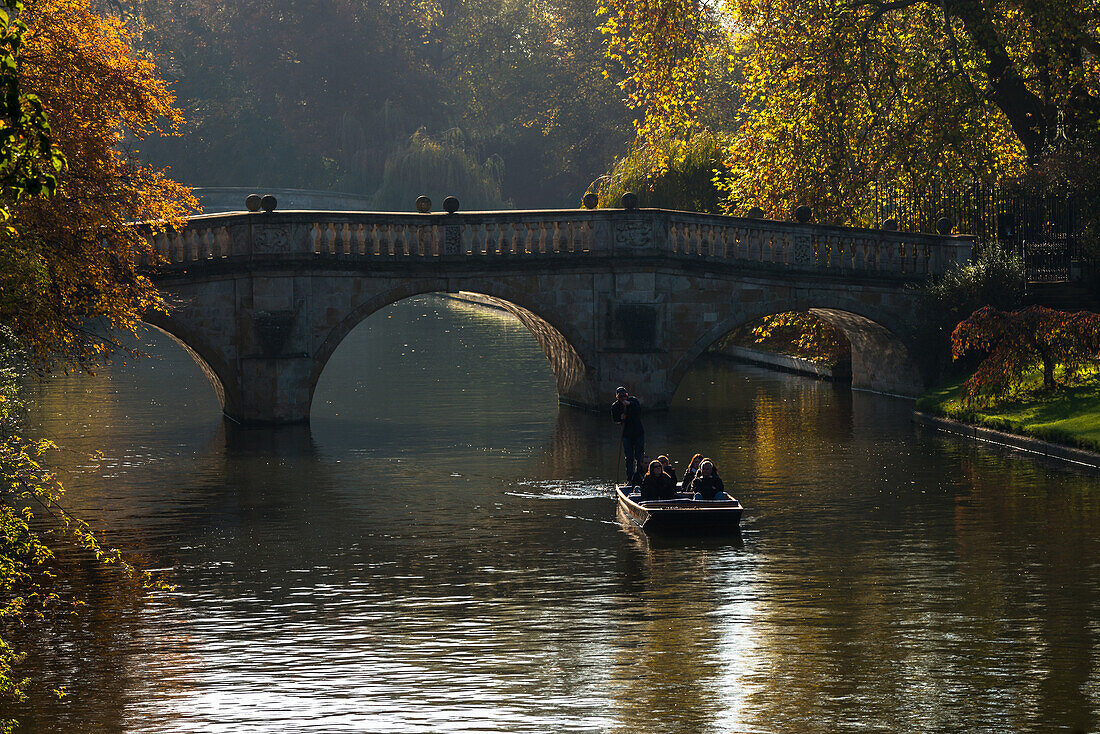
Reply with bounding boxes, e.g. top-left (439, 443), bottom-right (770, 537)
top-left (943, 0), bottom-right (1052, 164)
top-left (1038, 345), bottom-right (1056, 389)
